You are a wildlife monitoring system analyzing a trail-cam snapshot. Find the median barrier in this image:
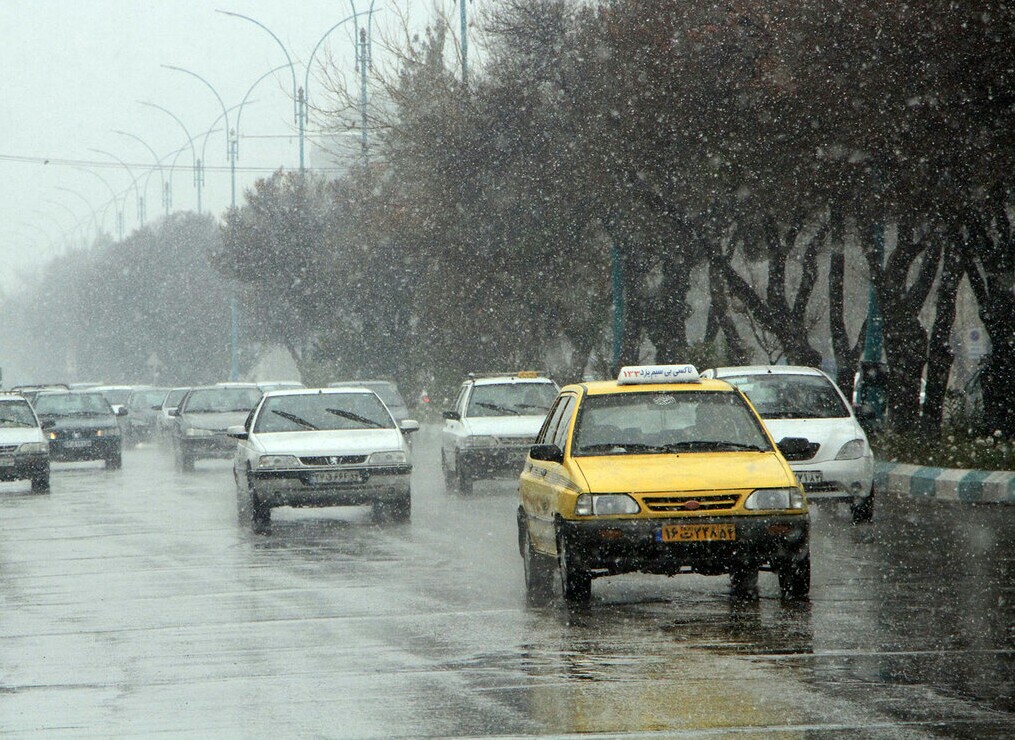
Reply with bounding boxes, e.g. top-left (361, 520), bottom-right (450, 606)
top-left (875, 460), bottom-right (1015, 504)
